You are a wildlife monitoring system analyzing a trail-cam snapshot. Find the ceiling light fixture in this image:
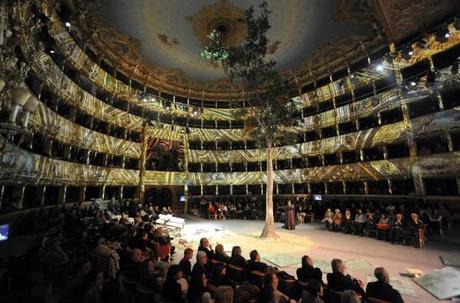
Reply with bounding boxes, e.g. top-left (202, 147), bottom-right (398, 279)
top-left (65, 21), bottom-right (71, 28)
top-left (375, 64), bottom-right (384, 72)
